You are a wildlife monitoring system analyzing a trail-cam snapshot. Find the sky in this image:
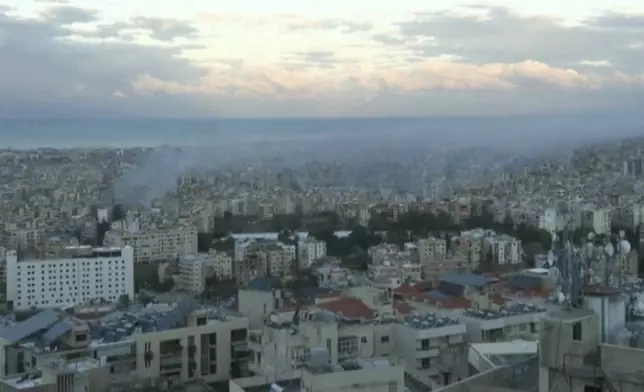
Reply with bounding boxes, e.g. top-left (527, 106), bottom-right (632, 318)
top-left (0, 0), bottom-right (644, 118)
